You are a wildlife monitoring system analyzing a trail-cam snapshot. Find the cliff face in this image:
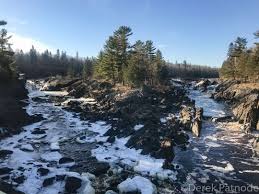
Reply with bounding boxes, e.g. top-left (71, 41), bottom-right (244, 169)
top-left (0, 80), bottom-right (41, 138)
top-left (213, 80), bottom-right (259, 132)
